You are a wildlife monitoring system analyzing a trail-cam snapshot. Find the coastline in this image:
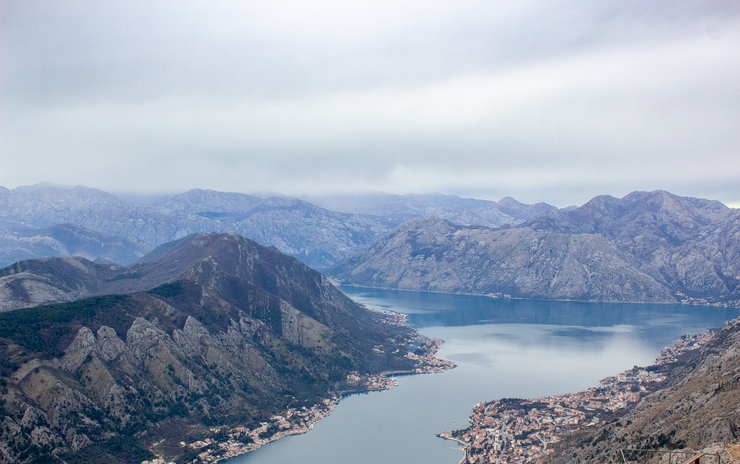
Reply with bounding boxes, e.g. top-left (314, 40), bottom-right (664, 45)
top-left (143, 310), bottom-right (455, 464)
top-left (335, 283), bottom-right (740, 309)
top-left (436, 432), bottom-right (469, 464)
top-left (443, 330), bottom-right (717, 464)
